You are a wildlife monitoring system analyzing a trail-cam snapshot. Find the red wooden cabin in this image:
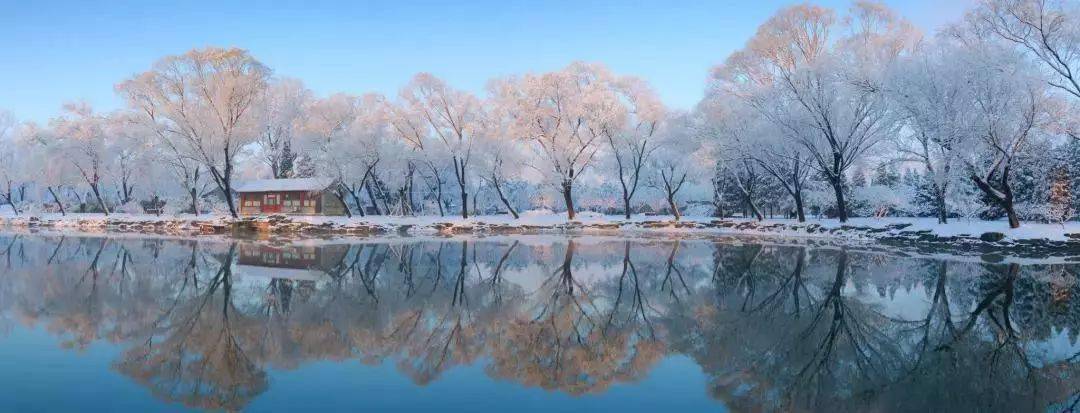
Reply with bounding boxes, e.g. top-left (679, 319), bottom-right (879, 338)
top-left (234, 178), bottom-right (347, 216)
